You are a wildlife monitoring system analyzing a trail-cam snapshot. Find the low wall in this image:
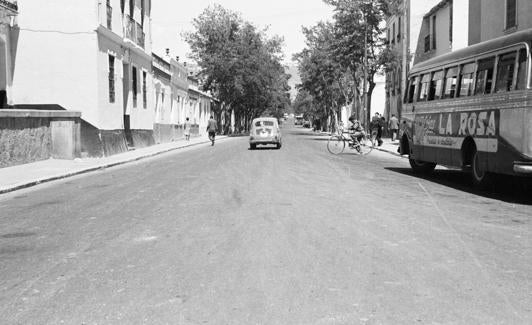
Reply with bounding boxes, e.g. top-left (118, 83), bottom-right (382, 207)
top-left (0, 109), bottom-right (81, 168)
